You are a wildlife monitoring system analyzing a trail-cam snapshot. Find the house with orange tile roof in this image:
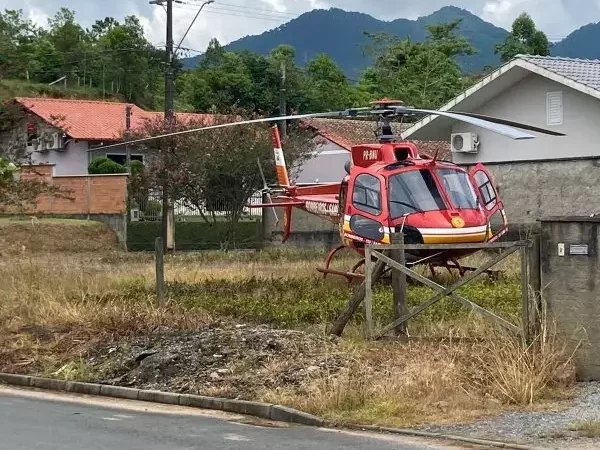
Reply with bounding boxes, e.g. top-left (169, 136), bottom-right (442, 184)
top-left (8, 97), bottom-right (450, 185)
top-left (10, 97), bottom-right (218, 176)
